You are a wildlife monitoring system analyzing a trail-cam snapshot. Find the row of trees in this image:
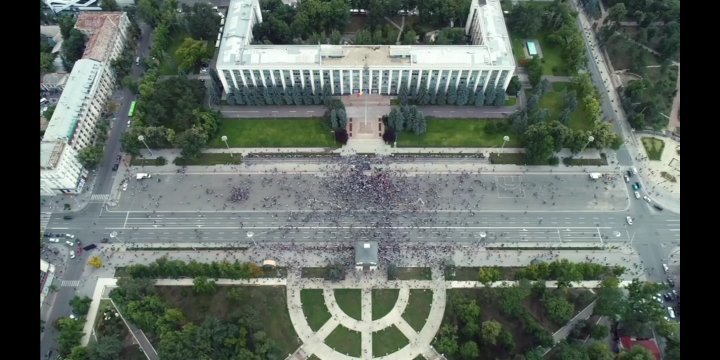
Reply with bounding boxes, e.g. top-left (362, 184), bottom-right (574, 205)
top-left (108, 277), bottom-right (284, 359)
top-left (252, 0), bottom-right (350, 44)
top-left (399, 81), bottom-right (506, 107)
top-left (387, 105), bottom-right (427, 135)
top-left (514, 259), bottom-right (625, 283)
top-left (123, 257), bottom-right (265, 279)
top-left (603, 0), bottom-right (679, 59)
top-left (620, 64), bottom-right (676, 131)
top-left (227, 84), bottom-right (333, 106)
